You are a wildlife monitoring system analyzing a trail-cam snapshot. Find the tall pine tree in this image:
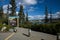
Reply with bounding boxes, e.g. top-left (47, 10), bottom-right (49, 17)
top-left (18, 4), bottom-right (25, 24)
top-left (0, 6), bottom-right (4, 18)
top-left (0, 6), bottom-right (5, 24)
top-left (10, 0), bottom-right (16, 16)
top-left (7, 4), bottom-right (9, 17)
